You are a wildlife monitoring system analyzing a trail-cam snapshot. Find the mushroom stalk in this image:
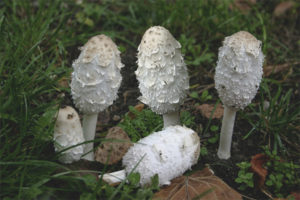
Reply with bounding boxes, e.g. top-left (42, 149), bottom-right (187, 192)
top-left (82, 113), bottom-right (98, 161)
top-left (102, 170), bottom-right (126, 185)
top-left (163, 111), bottom-right (180, 129)
top-left (217, 106), bottom-right (236, 159)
